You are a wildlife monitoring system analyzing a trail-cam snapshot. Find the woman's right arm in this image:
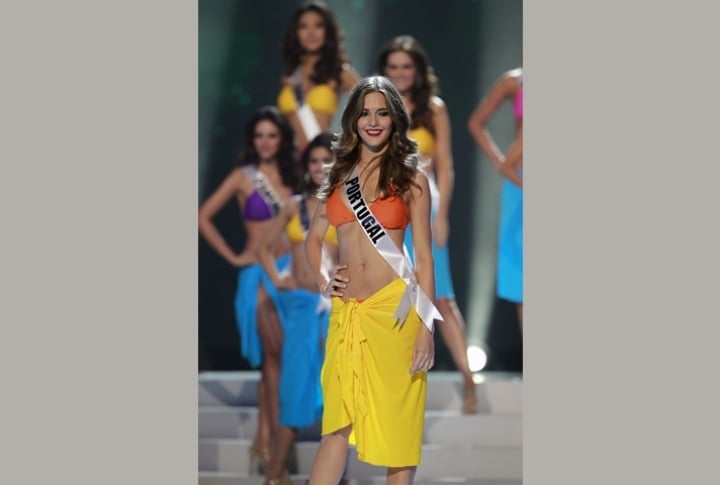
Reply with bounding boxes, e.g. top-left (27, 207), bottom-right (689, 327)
top-left (305, 199), bottom-right (347, 297)
top-left (198, 168), bottom-right (246, 266)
